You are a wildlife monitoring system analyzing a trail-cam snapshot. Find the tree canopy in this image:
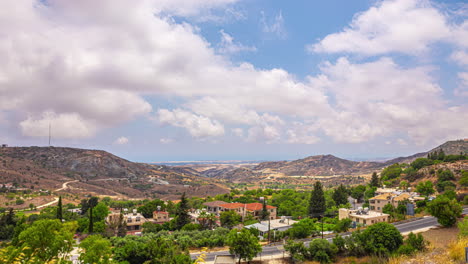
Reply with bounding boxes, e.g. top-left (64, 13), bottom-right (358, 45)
top-left (309, 181), bottom-right (326, 217)
top-left (226, 228), bottom-right (262, 264)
